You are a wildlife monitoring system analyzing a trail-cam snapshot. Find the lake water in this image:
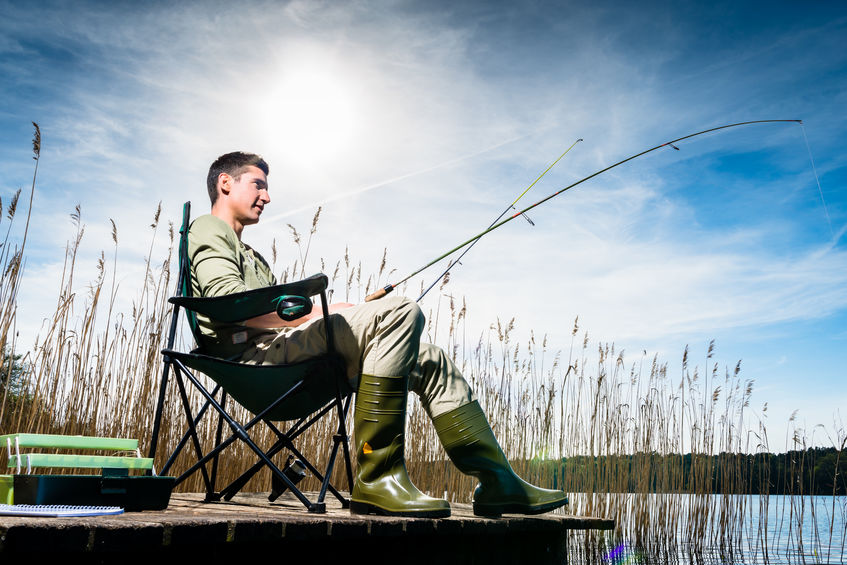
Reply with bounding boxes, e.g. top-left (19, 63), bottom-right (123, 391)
top-left (567, 494), bottom-right (846, 564)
